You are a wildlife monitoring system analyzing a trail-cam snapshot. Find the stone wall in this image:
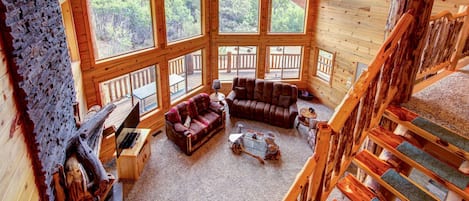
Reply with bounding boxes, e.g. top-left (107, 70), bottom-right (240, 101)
top-left (0, 0), bottom-right (77, 200)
